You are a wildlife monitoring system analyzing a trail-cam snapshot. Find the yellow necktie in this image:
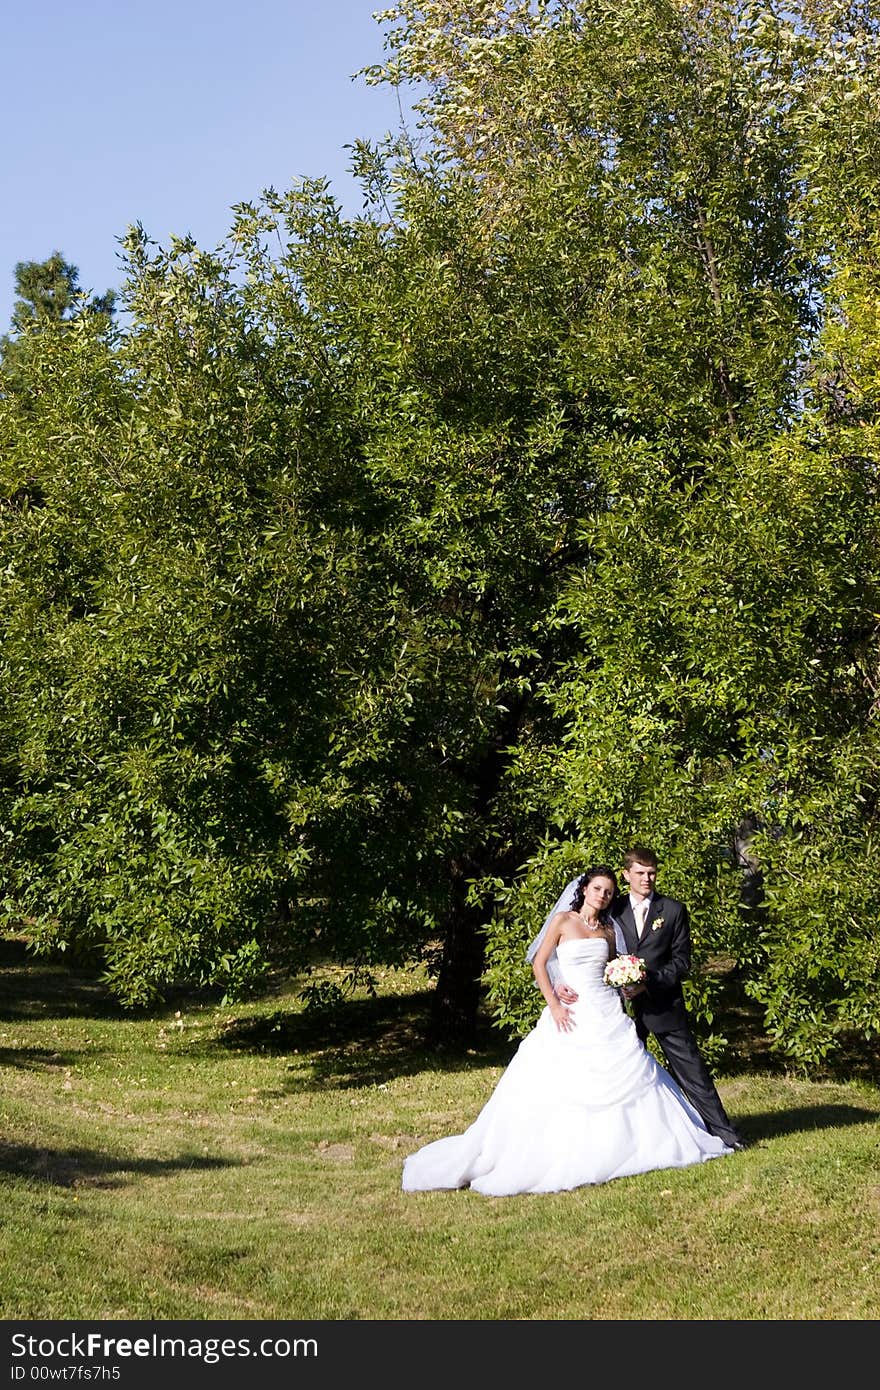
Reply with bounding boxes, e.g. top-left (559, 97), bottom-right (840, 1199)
top-left (636, 901), bottom-right (648, 938)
